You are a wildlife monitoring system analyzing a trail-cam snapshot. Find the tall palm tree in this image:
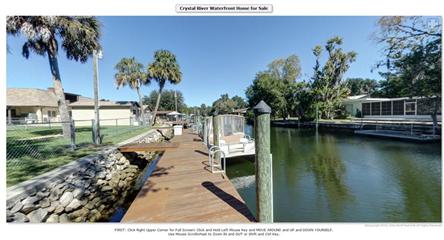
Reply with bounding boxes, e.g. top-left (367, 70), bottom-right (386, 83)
top-left (147, 50), bottom-right (182, 125)
top-left (7, 16), bottom-right (101, 138)
top-left (114, 57), bottom-right (149, 125)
